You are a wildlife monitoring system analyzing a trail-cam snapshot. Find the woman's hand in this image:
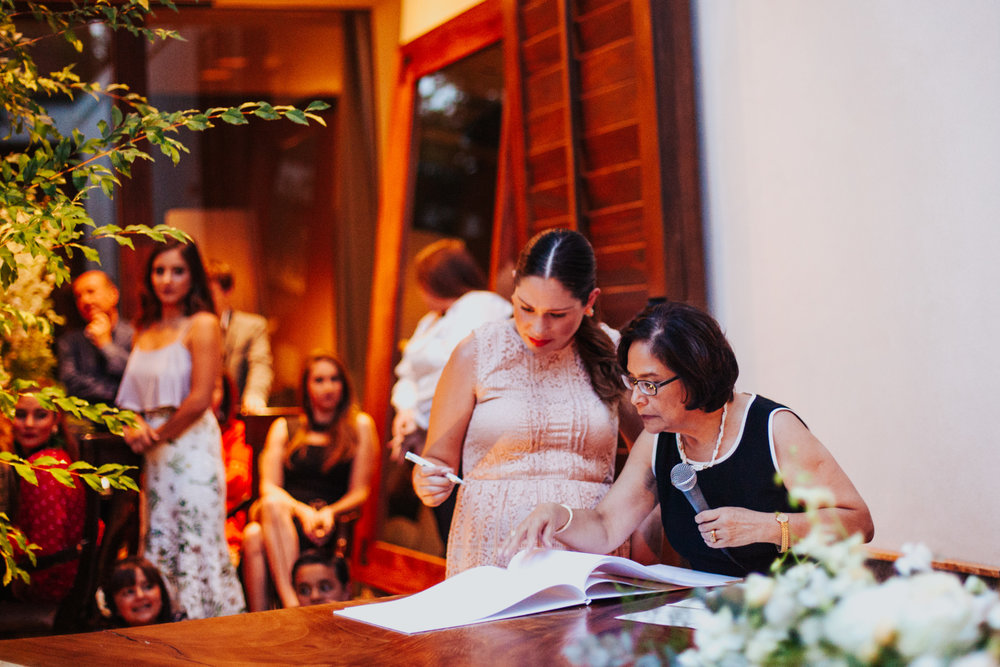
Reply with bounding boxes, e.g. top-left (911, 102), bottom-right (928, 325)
top-left (412, 459), bottom-right (458, 507)
top-left (312, 506), bottom-right (337, 545)
top-left (389, 410), bottom-right (418, 461)
top-left (295, 503), bottom-right (329, 546)
top-left (694, 507), bottom-right (773, 550)
top-left (498, 503), bottom-right (570, 564)
top-left (123, 416), bottom-right (159, 454)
